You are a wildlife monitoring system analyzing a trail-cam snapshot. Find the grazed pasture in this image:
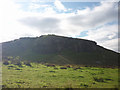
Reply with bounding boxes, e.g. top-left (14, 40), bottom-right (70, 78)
top-left (2, 61), bottom-right (119, 88)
